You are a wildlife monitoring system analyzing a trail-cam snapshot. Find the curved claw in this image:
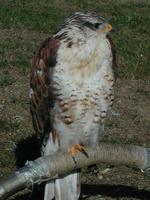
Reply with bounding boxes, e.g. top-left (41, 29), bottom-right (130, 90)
top-left (69, 144), bottom-right (89, 163)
